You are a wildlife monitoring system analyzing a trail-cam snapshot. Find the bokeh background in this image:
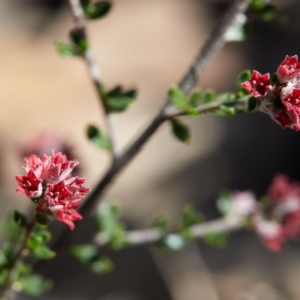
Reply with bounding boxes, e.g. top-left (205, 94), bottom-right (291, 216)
top-left (1, 0), bottom-right (300, 299)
